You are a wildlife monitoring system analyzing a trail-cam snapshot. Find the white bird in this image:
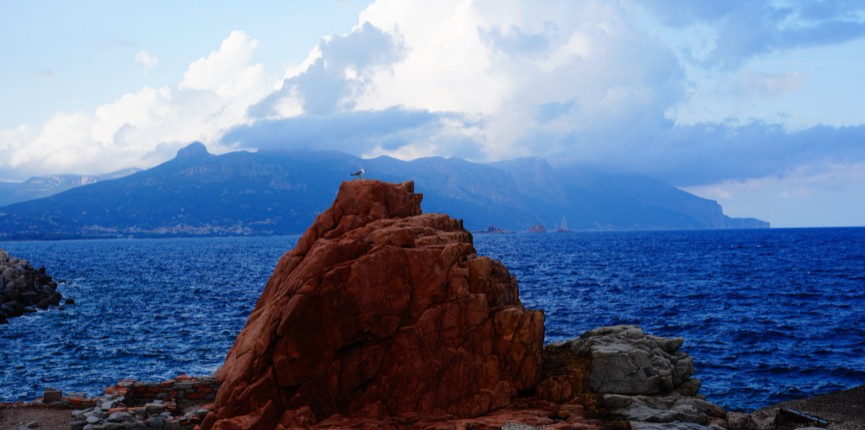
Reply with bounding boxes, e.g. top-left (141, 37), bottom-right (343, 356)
top-left (350, 168), bottom-right (365, 179)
